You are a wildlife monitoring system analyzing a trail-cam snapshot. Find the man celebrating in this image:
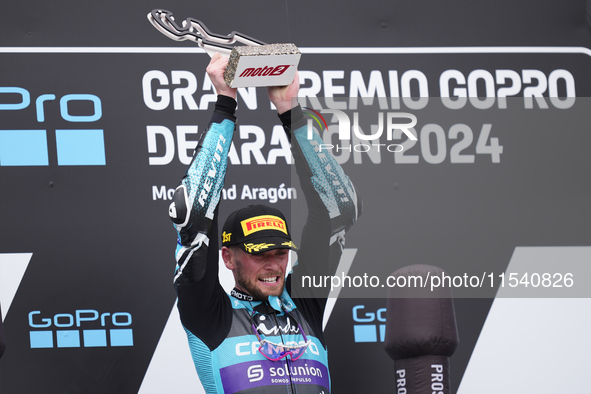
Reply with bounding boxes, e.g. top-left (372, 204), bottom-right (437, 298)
top-left (168, 53), bottom-right (360, 393)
